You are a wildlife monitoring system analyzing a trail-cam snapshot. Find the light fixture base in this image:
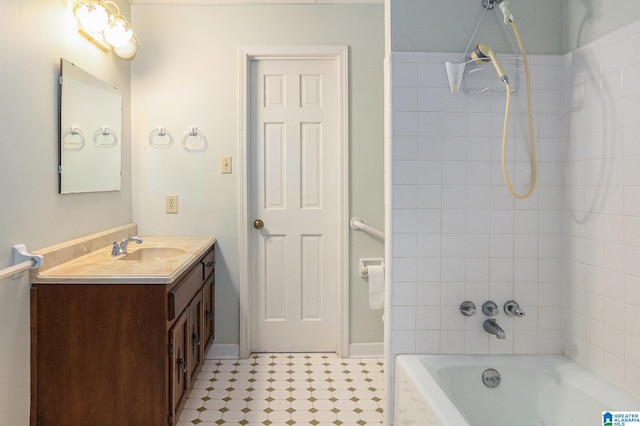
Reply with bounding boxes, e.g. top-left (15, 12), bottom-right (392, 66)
top-left (78, 26), bottom-right (110, 51)
top-left (73, 0), bottom-right (137, 58)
